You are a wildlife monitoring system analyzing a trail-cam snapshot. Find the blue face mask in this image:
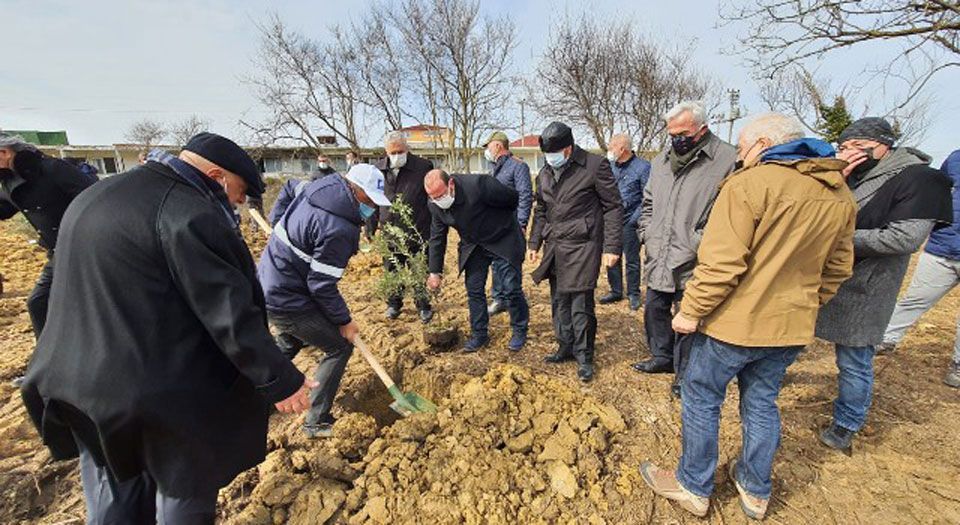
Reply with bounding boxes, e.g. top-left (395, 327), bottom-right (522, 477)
top-left (544, 151), bottom-right (567, 169)
top-left (359, 202), bottom-right (376, 220)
